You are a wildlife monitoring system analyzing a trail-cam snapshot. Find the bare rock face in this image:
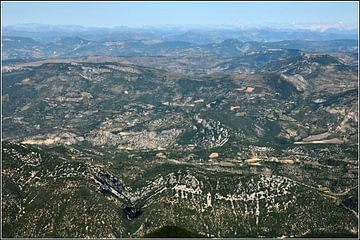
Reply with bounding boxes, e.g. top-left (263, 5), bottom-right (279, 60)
top-left (280, 73), bottom-right (308, 92)
top-left (22, 132), bottom-right (78, 145)
top-left (209, 152), bottom-right (219, 159)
